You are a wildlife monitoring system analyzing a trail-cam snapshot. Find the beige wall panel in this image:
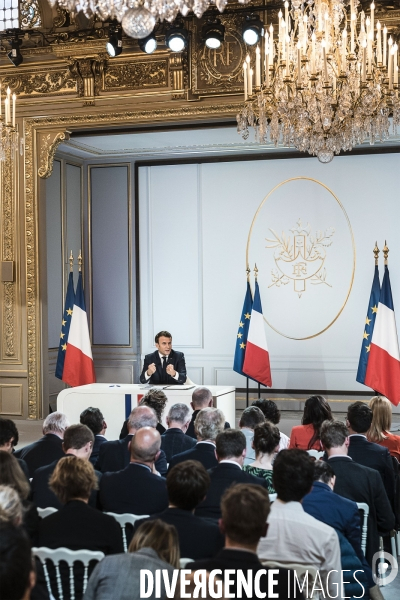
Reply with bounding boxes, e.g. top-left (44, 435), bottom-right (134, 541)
top-left (95, 364), bottom-right (134, 384)
top-left (0, 383), bottom-right (23, 415)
